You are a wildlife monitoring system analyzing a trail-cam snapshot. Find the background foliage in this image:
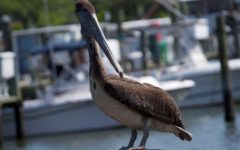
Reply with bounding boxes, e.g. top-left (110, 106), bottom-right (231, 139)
top-left (0, 0), bottom-right (164, 29)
